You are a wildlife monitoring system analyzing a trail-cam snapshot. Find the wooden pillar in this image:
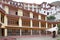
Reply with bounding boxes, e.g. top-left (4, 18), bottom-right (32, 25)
top-left (4, 15), bottom-right (8, 26)
top-left (39, 21), bottom-right (41, 35)
top-left (30, 20), bottom-right (33, 35)
top-left (4, 6), bottom-right (9, 14)
top-left (19, 17), bottom-right (22, 27)
top-left (56, 24), bottom-right (58, 35)
top-left (30, 12), bottom-right (33, 18)
top-left (31, 29), bottom-right (32, 35)
top-left (20, 29), bottom-right (22, 36)
top-left (4, 29), bottom-right (7, 36)
top-left (46, 22), bottom-right (48, 35)
top-left (38, 15), bottom-right (41, 20)
top-left (30, 20), bottom-right (33, 28)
